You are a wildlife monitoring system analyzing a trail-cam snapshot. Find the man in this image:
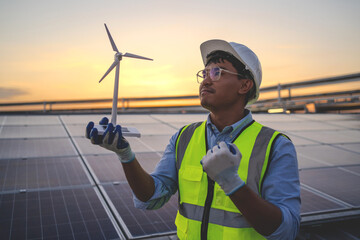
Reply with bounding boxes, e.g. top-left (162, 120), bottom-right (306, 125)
top-left (86, 39), bottom-right (301, 239)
